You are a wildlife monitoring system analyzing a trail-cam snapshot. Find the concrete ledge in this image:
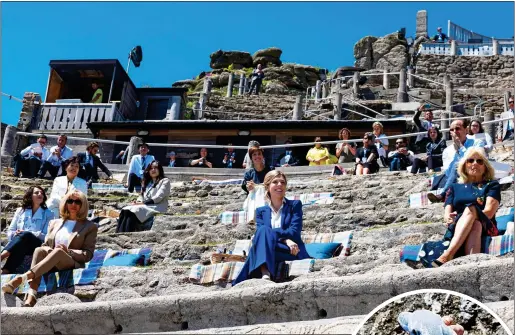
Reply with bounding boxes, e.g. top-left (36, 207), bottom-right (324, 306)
top-left (1, 259), bottom-right (512, 334)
